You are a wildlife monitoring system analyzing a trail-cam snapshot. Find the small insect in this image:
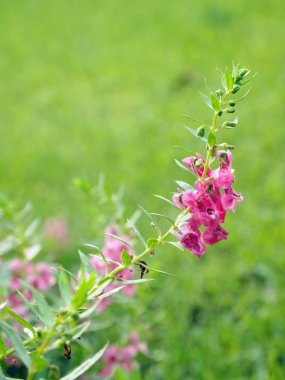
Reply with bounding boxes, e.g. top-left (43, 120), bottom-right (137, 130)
top-left (64, 343), bottom-right (72, 360)
top-left (138, 260), bottom-right (149, 279)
